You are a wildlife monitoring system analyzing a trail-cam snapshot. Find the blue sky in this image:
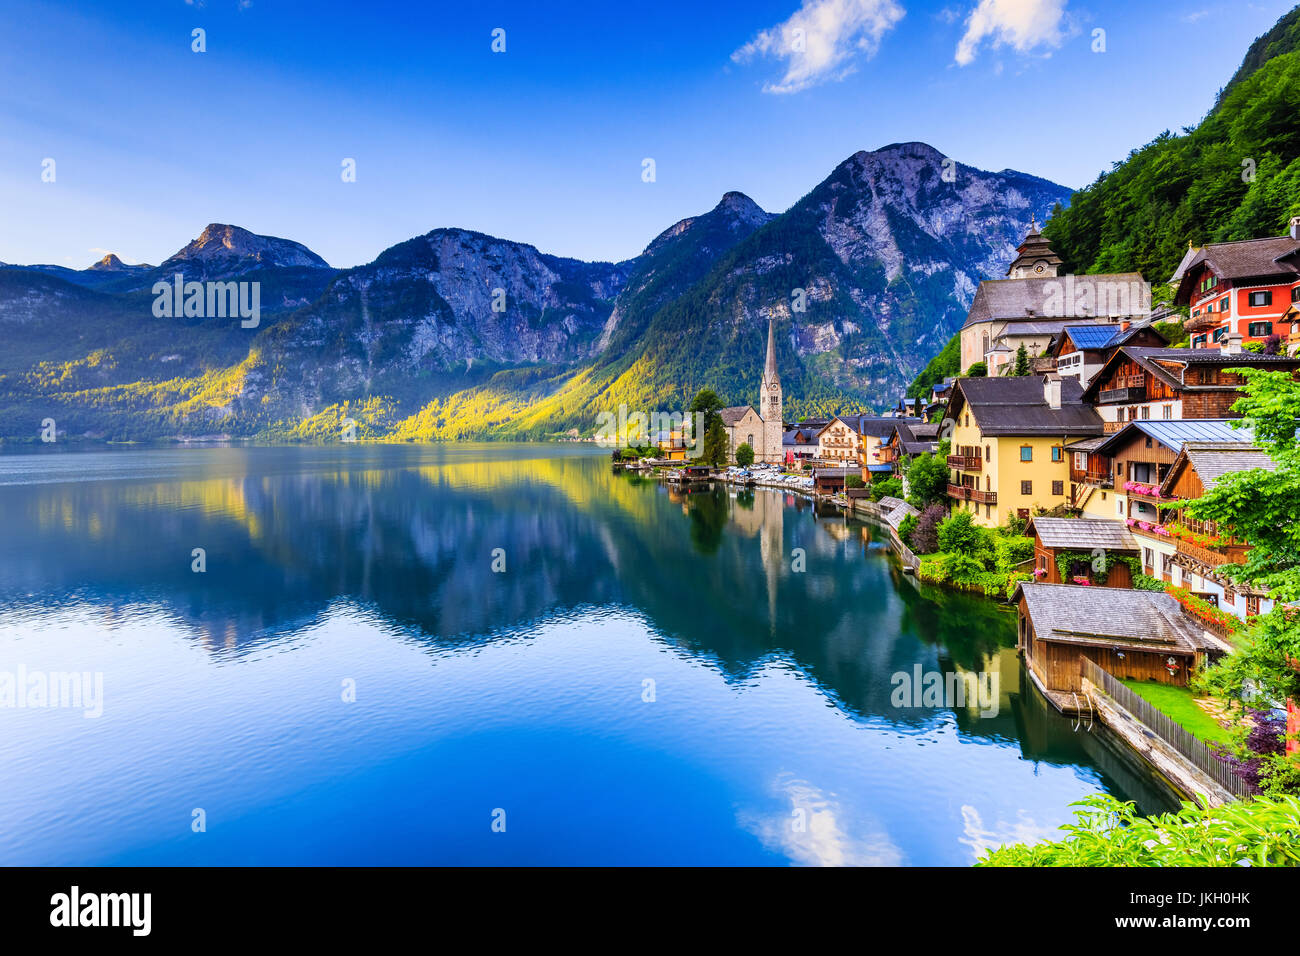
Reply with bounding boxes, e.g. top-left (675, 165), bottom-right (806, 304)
top-left (1, 0), bottom-right (1295, 269)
